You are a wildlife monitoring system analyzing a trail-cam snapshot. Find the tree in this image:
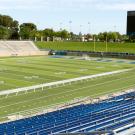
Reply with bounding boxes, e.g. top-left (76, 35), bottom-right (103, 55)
top-left (0, 26), bottom-right (11, 39)
top-left (10, 20), bottom-right (19, 39)
top-left (0, 15), bottom-right (13, 27)
top-left (19, 23), bottom-right (37, 39)
top-left (98, 33), bottom-right (105, 41)
top-left (59, 30), bottom-right (69, 39)
top-left (121, 34), bottom-right (128, 41)
top-left (43, 28), bottom-right (54, 38)
top-left (93, 34), bottom-right (98, 41)
top-left (0, 14), bottom-right (19, 39)
top-left (35, 30), bottom-right (43, 40)
top-left (69, 32), bottom-right (74, 39)
top-left (98, 32), bottom-right (122, 42)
